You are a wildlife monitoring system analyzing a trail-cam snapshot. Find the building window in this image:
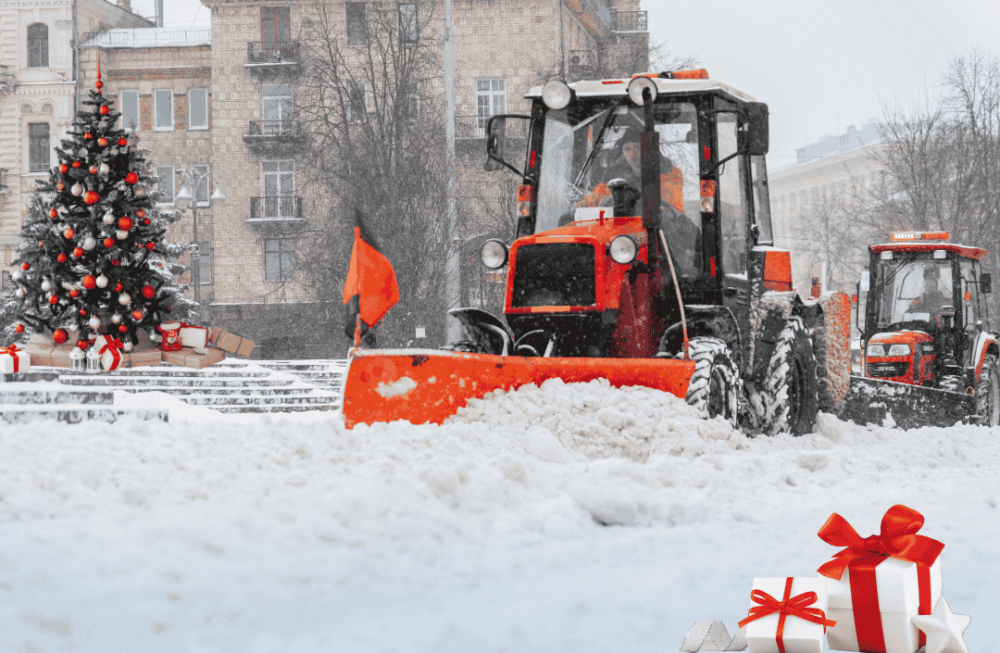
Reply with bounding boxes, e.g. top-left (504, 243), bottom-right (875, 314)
top-left (156, 165), bottom-right (175, 204)
top-left (403, 91), bottom-right (420, 122)
top-left (262, 6), bottom-right (292, 46)
top-left (154, 89), bottom-right (173, 130)
top-left (27, 23), bottom-right (48, 68)
top-left (262, 160), bottom-right (295, 218)
top-left (348, 81), bottom-right (366, 121)
top-left (1, 271), bottom-right (12, 290)
top-left (399, 3), bottom-right (417, 42)
top-left (476, 79), bottom-right (506, 132)
top-left (192, 165), bottom-right (210, 203)
top-left (347, 3), bottom-right (366, 45)
top-left (198, 241), bottom-right (212, 285)
top-left (28, 123), bottom-right (50, 173)
top-left (41, 103), bottom-right (52, 113)
top-left (264, 239), bottom-right (296, 282)
top-left (262, 84), bottom-right (293, 125)
top-left (189, 88), bottom-right (208, 130)
top-left (120, 90), bottom-right (139, 131)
